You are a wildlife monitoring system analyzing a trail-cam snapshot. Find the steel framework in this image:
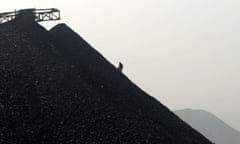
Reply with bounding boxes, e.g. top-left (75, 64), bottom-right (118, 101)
top-left (0, 8), bottom-right (60, 24)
